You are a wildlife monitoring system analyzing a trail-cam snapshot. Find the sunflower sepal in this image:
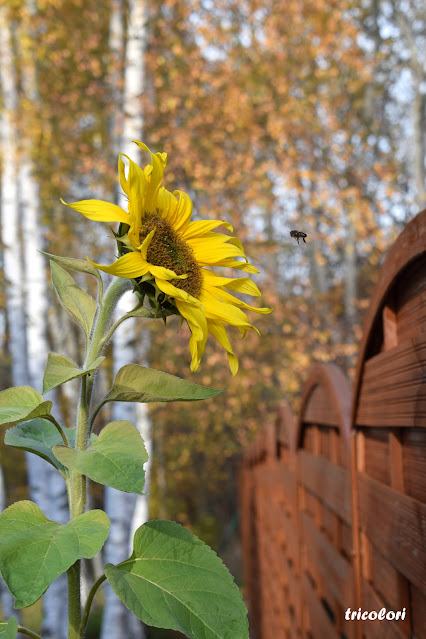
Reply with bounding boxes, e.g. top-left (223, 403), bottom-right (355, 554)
top-left (130, 276), bottom-right (180, 321)
top-left (115, 222), bottom-right (131, 254)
